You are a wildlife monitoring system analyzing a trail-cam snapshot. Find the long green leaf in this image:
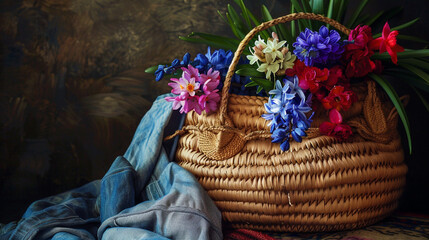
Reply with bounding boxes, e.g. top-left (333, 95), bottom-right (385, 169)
top-left (227, 4), bottom-right (249, 35)
top-left (217, 10), bottom-right (228, 24)
top-left (335, 0), bottom-right (347, 22)
top-left (365, 10), bottom-right (384, 26)
top-left (326, 0), bottom-right (335, 27)
top-left (300, 0), bottom-right (312, 13)
top-left (233, 0), bottom-right (251, 29)
top-left (369, 73), bottom-right (412, 154)
top-left (247, 9), bottom-right (270, 40)
top-left (385, 69), bottom-right (429, 92)
top-left (346, 0), bottom-right (369, 28)
top-left (370, 7), bottom-right (403, 30)
top-left (311, 0), bottom-right (324, 14)
top-left (260, 5), bottom-right (294, 44)
top-left (236, 64), bottom-right (254, 70)
top-left (397, 35), bottom-right (429, 44)
top-left (372, 49), bottom-right (429, 60)
top-left (261, 5), bottom-right (278, 34)
top-left (373, 18), bottom-right (419, 38)
top-left (250, 77), bottom-right (274, 92)
top-left (402, 59), bottom-right (429, 71)
top-left (411, 86), bottom-right (429, 112)
top-left (236, 68), bottom-right (265, 78)
top-left (188, 32), bottom-right (240, 49)
top-left (244, 80), bottom-right (258, 87)
top-left (311, 0), bottom-right (324, 29)
top-left (226, 12), bottom-right (245, 39)
top-left (291, 3), bottom-right (296, 39)
top-left (179, 36), bottom-right (248, 53)
top-left (290, 0), bottom-right (311, 29)
top-left (400, 63), bottom-right (429, 84)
